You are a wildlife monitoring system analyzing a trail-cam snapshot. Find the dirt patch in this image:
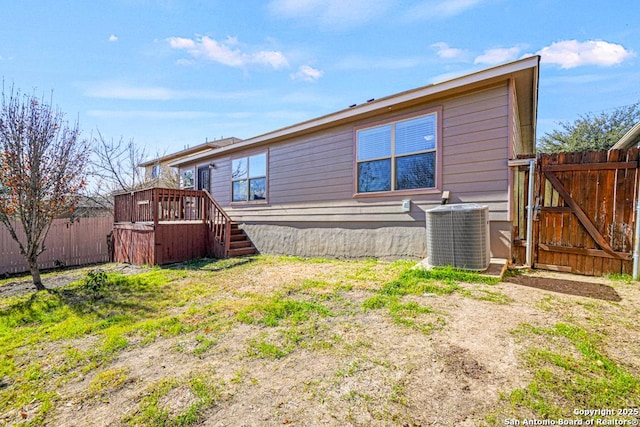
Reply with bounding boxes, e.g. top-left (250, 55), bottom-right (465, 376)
top-left (505, 274), bottom-right (622, 301)
top-left (3, 260), bottom-right (638, 426)
top-left (438, 344), bottom-right (487, 380)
